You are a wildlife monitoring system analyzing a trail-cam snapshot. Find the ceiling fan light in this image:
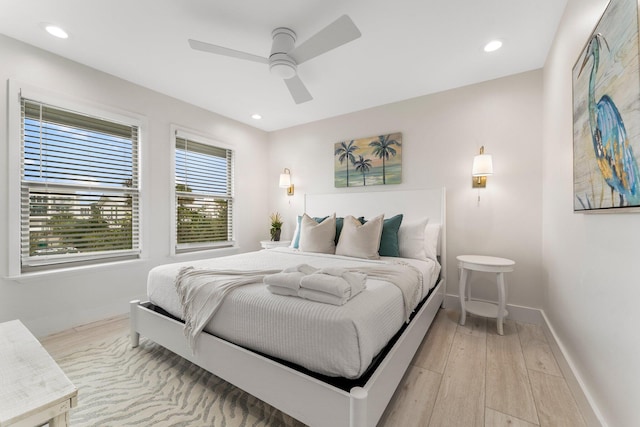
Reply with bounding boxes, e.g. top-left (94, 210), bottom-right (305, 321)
top-left (270, 61), bottom-right (296, 79)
